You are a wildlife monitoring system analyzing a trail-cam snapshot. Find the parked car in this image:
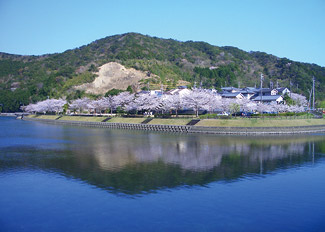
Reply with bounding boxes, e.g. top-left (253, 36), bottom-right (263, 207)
top-left (217, 112), bottom-right (229, 116)
top-left (242, 112), bottom-right (252, 117)
top-left (242, 112), bottom-right (258, 117)
top-left (232, 112), bottom-right (245, 117)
